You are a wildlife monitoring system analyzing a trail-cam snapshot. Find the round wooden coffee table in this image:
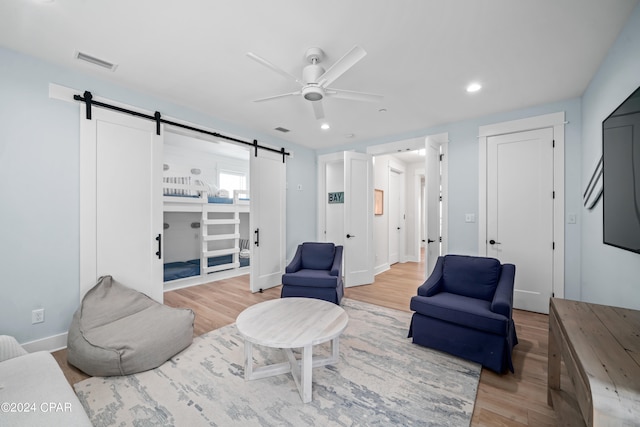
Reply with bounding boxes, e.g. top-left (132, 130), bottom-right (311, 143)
top-left (236, 297), bottom-right (348, 403)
